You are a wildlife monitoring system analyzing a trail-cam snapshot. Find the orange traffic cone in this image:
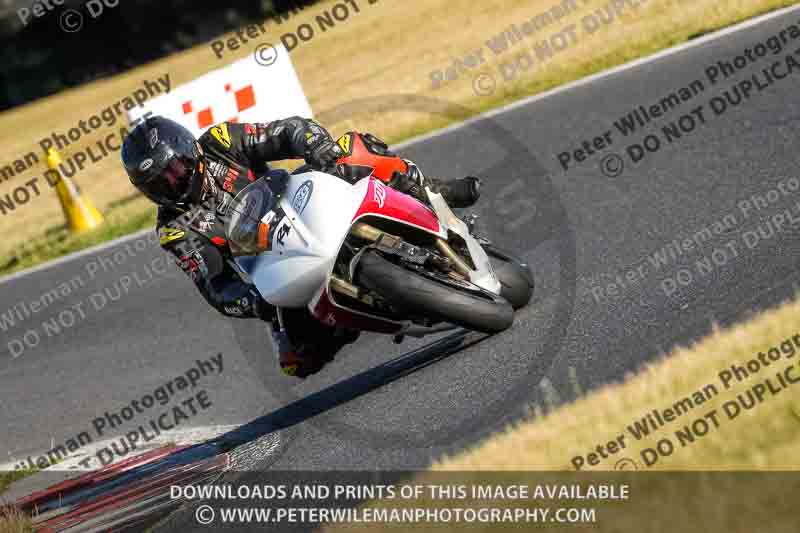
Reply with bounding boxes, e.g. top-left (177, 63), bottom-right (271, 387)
top-left (46, 148), bottom-right (104, 233)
